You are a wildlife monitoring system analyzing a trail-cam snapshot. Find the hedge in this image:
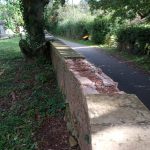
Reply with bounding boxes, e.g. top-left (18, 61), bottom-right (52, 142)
top-left (91, 16), bottom-right (110, 44)
top-left (117, 26), bottom-right (150, 55)
top-left (55, 20), bottom-right (90, 39)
